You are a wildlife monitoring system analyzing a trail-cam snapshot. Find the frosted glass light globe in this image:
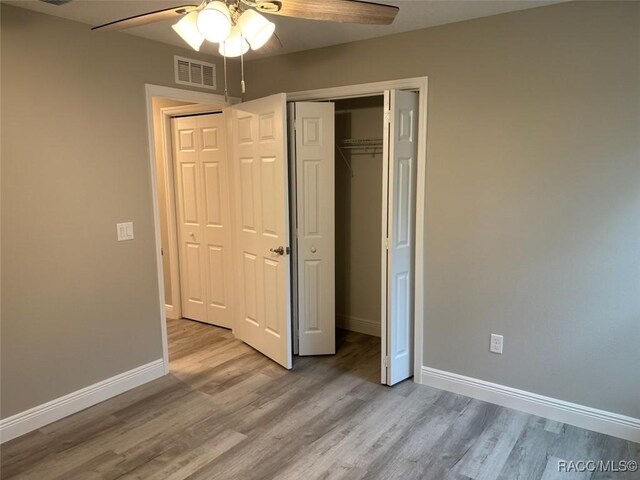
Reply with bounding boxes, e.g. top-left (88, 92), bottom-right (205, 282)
top-left (219, 26), bottom-right (250, 57)
top-left (172, 11), bottom-right (205, 51)
top-left (196, 1), bottom-right (231, 43)
top-left (238, 9), bottom-right (275, 50)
